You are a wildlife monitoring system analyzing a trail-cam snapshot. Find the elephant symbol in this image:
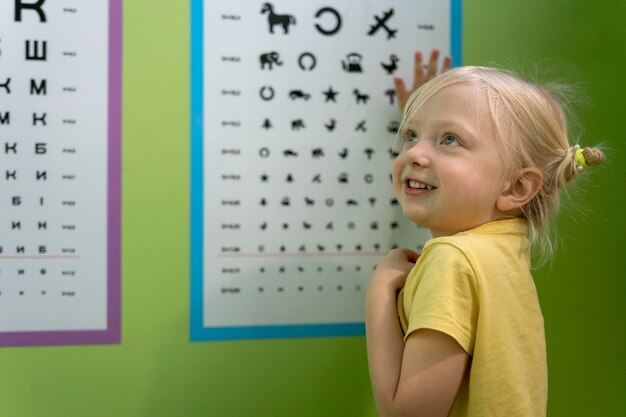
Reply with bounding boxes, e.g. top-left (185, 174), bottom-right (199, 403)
top-left (259, 51), bottom-right (283, 70)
